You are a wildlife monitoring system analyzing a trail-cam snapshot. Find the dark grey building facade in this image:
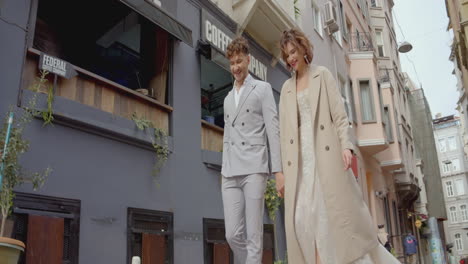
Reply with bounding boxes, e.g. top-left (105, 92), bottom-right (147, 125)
top-left (0, 0), bottom-right (290, 263)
